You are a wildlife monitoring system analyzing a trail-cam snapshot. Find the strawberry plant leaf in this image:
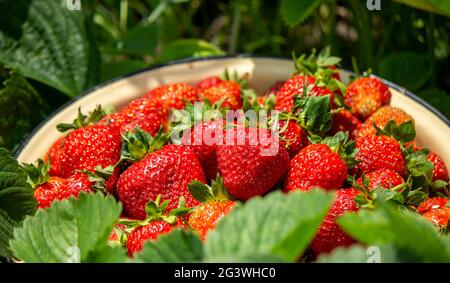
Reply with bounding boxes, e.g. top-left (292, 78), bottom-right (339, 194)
top-left (0, 148), bottom-right (37, 221)
top-left (0, 209), bottom-right (19, 257)
top-left (0, 0), bottom-right (100, 97)
top-left (10, 192), bottom-right (122, 262)
top-left (136, 229), bottom-right (203, 263)
top-left (316, 244), bottom-right (399, 263)
top-left (0, 69), bottom-right (47, 150)
top-left (338, 204), bottom-right (450, 262)
top-left (379, 52), bottom-right (431, 92)
top-left (280, 0), bottom-right (323, 27)
top-left (158, 39), bottom-right (224, 63)
top-left (204, 190), bottom-right (333, 262)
